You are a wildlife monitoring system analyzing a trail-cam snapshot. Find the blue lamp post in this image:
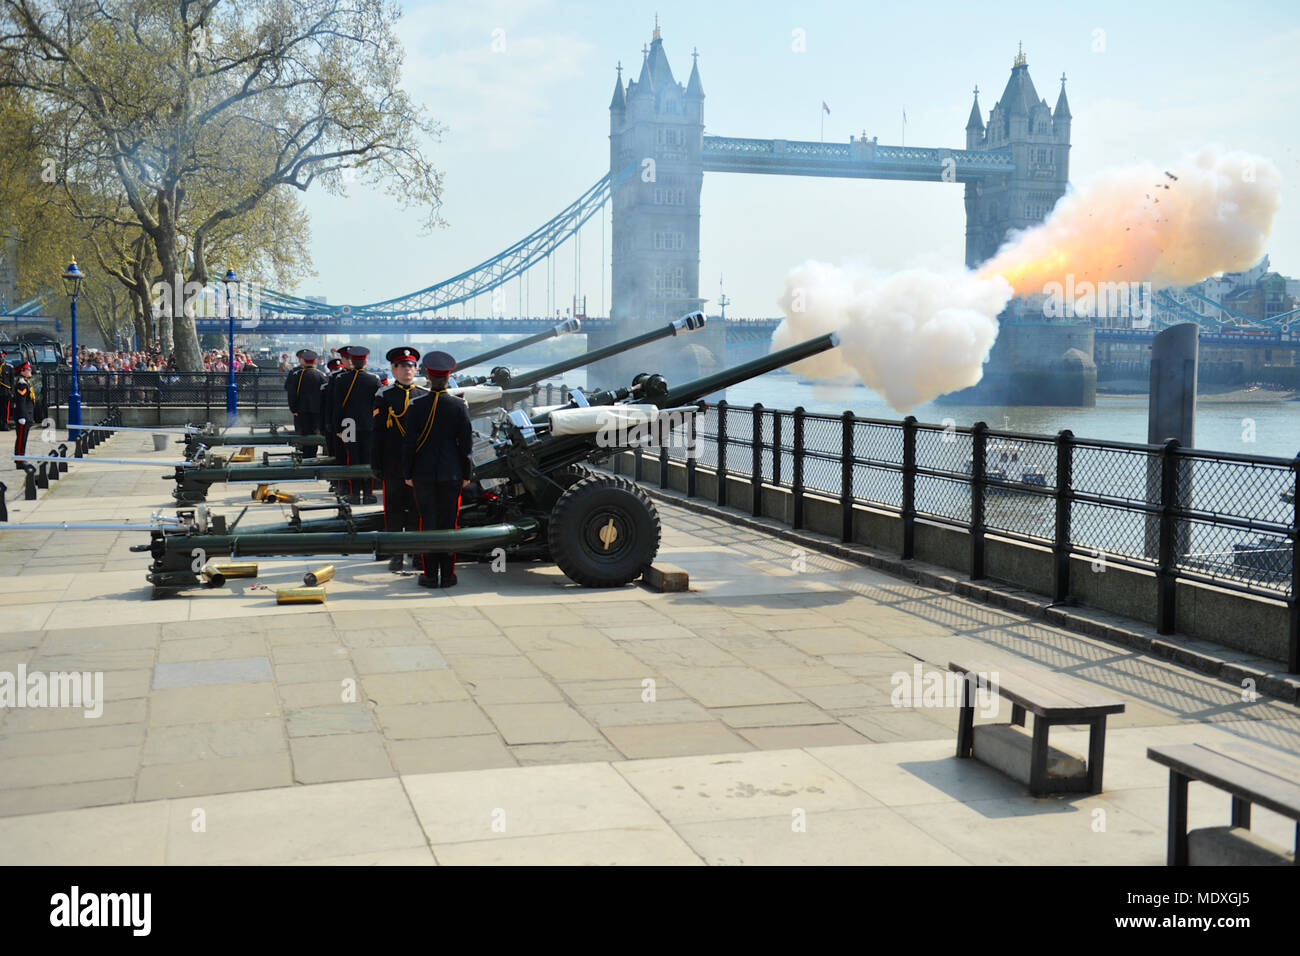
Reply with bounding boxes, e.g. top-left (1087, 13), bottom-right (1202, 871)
top-left (62, 258), bottom-right (85, 439)
top-left (222, 268), bottom-right (238, 425)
